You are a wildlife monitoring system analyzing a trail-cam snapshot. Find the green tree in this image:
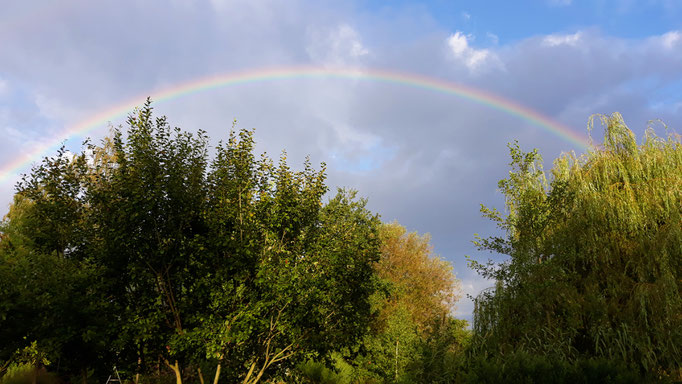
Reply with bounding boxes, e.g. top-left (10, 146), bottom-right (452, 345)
top-left (2, 100), bottom-right (382, 384)
top-left (83, 105), bottom-right (211, 384)
top-left (471, 113), bottom-right (682, 379)
top-left (191, 127), bottom-right (381, 383)
top-left (0, 194), bottom-right (114, 383)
